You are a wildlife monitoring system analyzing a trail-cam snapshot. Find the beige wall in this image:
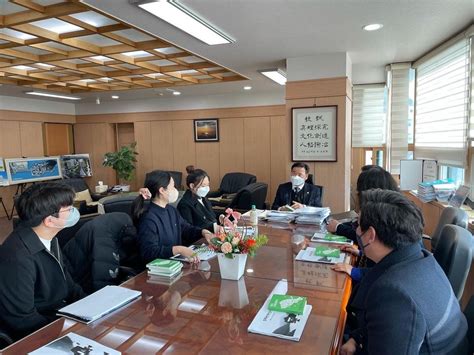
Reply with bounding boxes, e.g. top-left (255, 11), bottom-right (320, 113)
top-left (0, 110), bottom-right (75, 218)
